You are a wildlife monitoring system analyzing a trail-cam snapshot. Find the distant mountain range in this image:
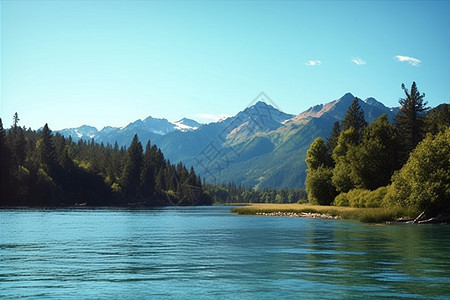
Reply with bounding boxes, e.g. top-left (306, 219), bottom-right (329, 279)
top-left (57, 93), bottom-right (401, 188)
top-left (58, 117), bottom-right (201, 147)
